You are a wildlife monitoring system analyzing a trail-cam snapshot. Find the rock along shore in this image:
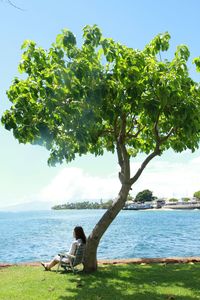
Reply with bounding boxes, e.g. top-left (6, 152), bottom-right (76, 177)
top-left (1, 256), bottom-right (200, 269)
